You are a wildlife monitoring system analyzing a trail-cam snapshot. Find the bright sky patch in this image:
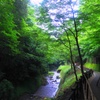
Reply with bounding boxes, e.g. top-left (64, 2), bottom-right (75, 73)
top-left (30, 0), bottom-right (43, 5)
